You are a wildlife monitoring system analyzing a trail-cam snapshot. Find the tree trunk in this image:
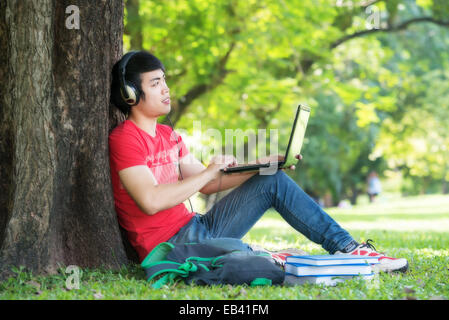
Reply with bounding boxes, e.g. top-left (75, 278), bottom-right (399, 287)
top-left (0, 0), bottom-right (129, 279)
